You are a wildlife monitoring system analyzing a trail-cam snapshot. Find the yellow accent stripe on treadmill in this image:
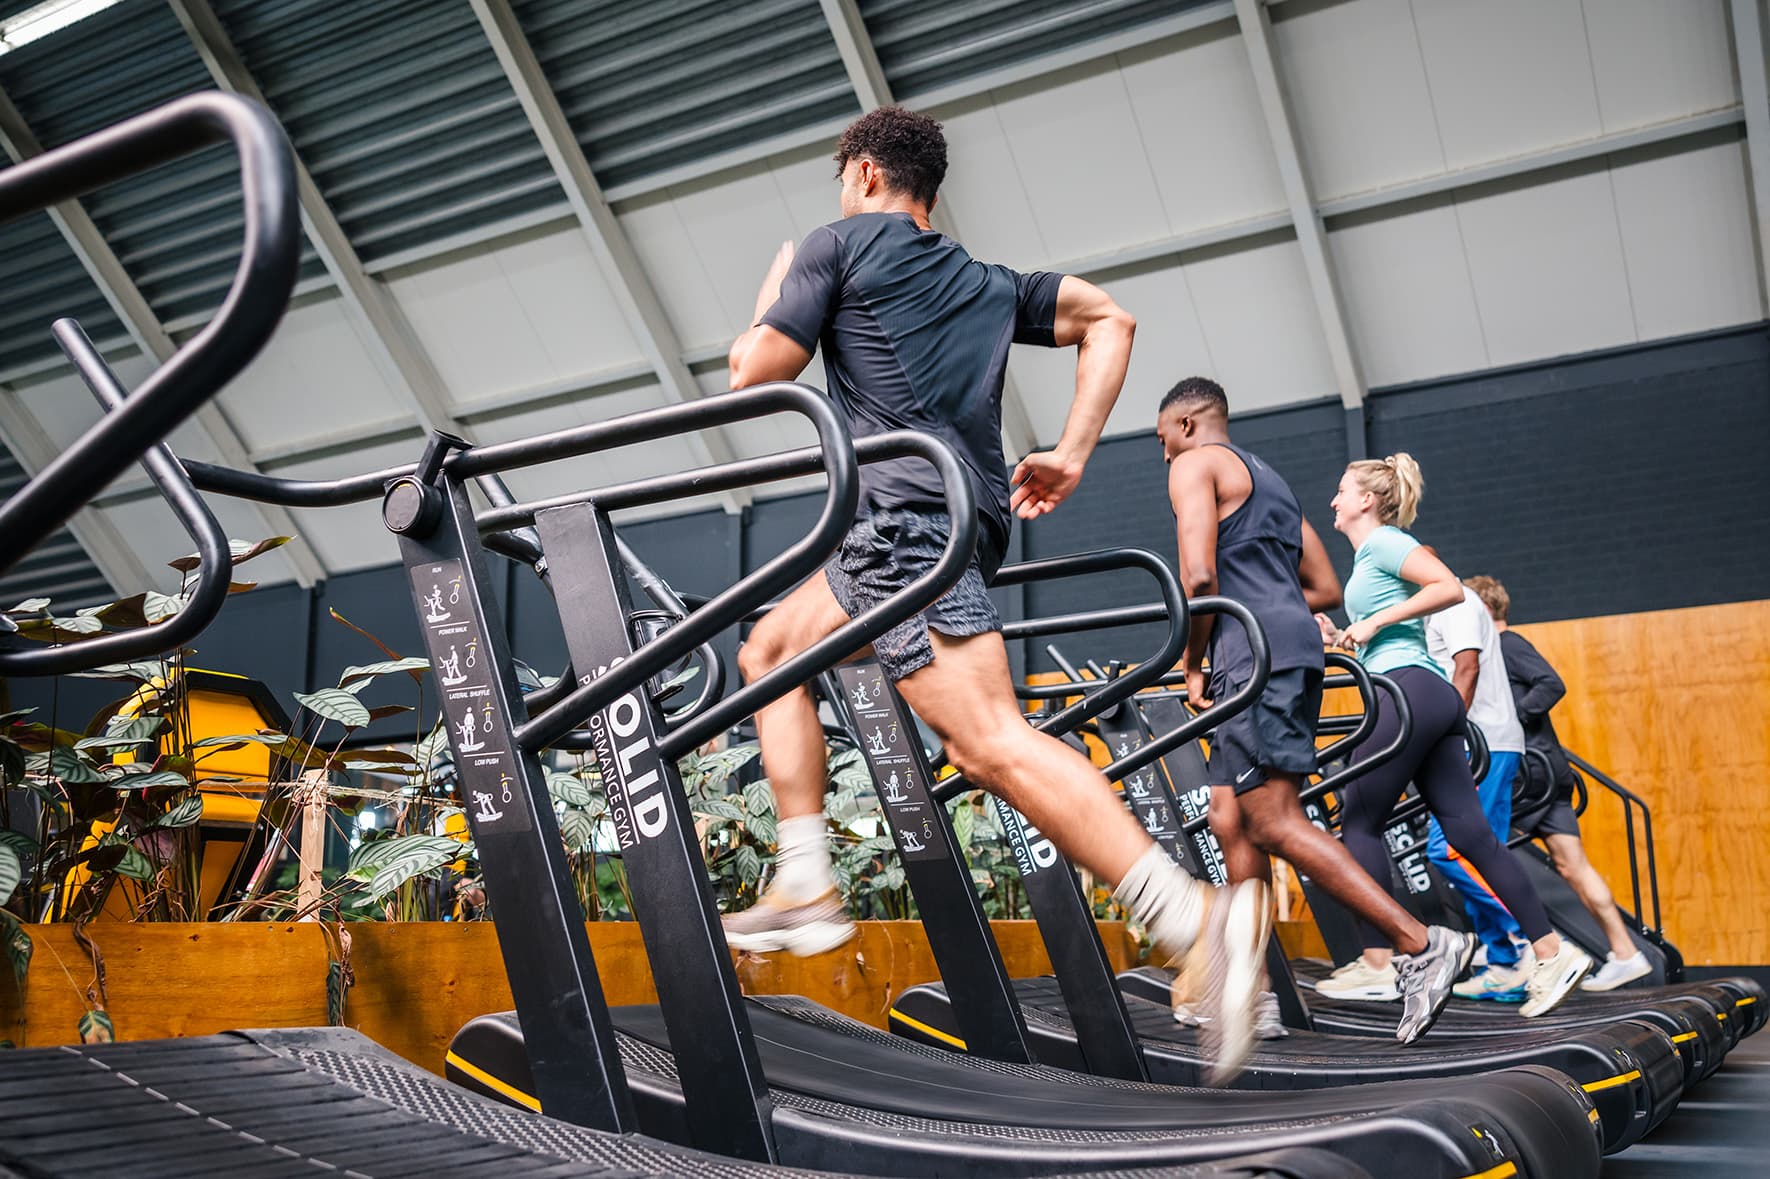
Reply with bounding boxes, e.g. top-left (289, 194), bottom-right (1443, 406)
top-left (1581, 1069), bottom-right (1642, 1093)
top-left (1460, 1163), bottom-right (1518, 1179)
top-left (887, 1008), bottom-right (969, 1050)
top-left (1717, 1011), bottom-right (1729, 1021)
top-left (445, 1050), bottom-right (542, 1111)
top-left (1738, 996), bottom-right (1759, 1006)
top-left (1588, 1108), bottom-right (1602, 1124)
top-left (1672, 1031), bottom-right (1700, 1044)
